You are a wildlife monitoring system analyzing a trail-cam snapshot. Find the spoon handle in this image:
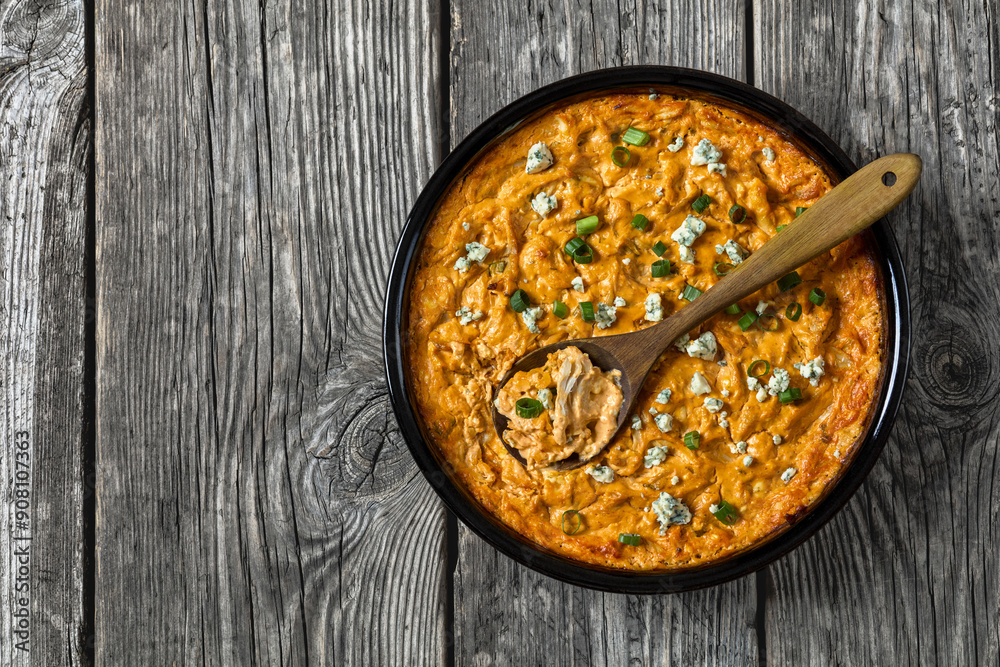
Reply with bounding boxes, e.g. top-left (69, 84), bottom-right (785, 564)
top-left (649, 153), bottom-right (922, 347)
